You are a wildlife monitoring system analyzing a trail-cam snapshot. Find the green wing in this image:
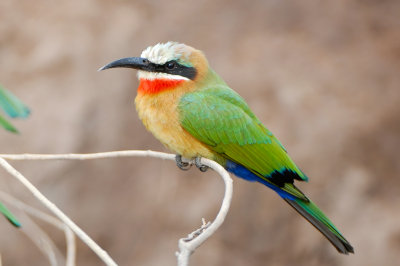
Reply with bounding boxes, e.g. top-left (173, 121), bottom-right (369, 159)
top-left (178, 85), bottom-right (308, 199)
top-left (179, 85), bottom-right (354, 253)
